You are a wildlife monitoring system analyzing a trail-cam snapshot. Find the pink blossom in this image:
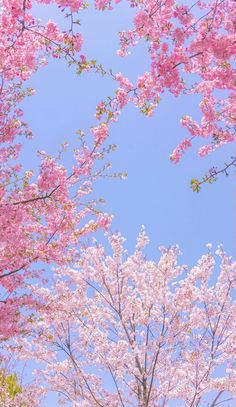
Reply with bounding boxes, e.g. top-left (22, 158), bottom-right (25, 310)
top-left (198, 145), bottom-right (213, 157)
